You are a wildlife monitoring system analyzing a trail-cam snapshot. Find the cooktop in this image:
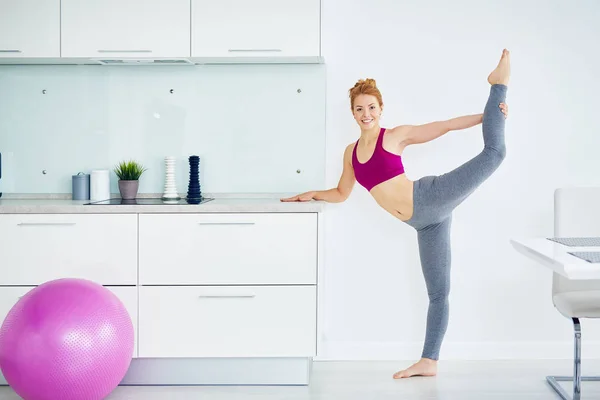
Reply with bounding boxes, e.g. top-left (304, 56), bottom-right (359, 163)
top-left (86, 197), bottom-right (214, 205)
